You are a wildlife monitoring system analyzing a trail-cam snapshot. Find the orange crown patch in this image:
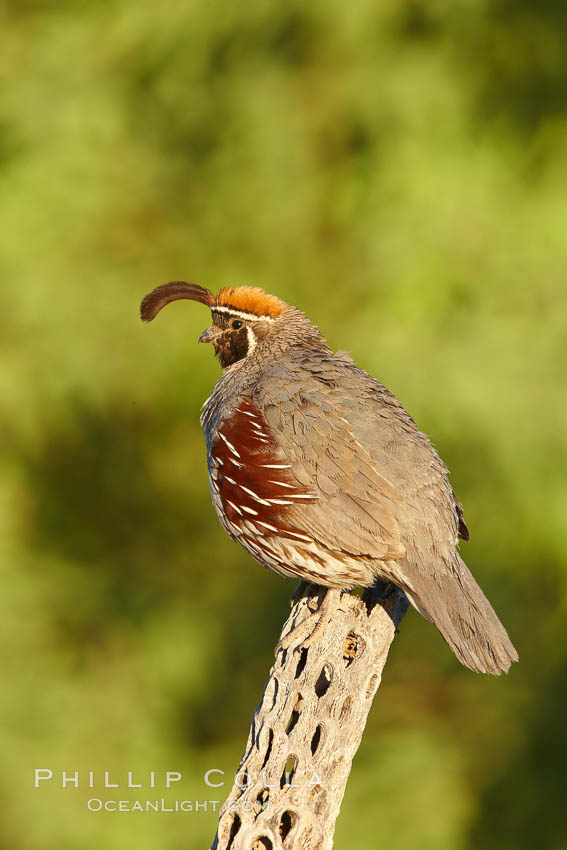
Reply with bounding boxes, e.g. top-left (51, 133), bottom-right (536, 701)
top-left (215, 286), bottom-right (286, 318)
